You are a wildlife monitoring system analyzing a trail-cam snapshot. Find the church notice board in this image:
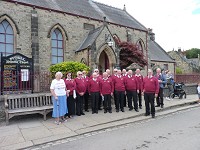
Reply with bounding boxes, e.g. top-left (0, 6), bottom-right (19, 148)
top-left (1, 53), bottom-right (33, 95)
